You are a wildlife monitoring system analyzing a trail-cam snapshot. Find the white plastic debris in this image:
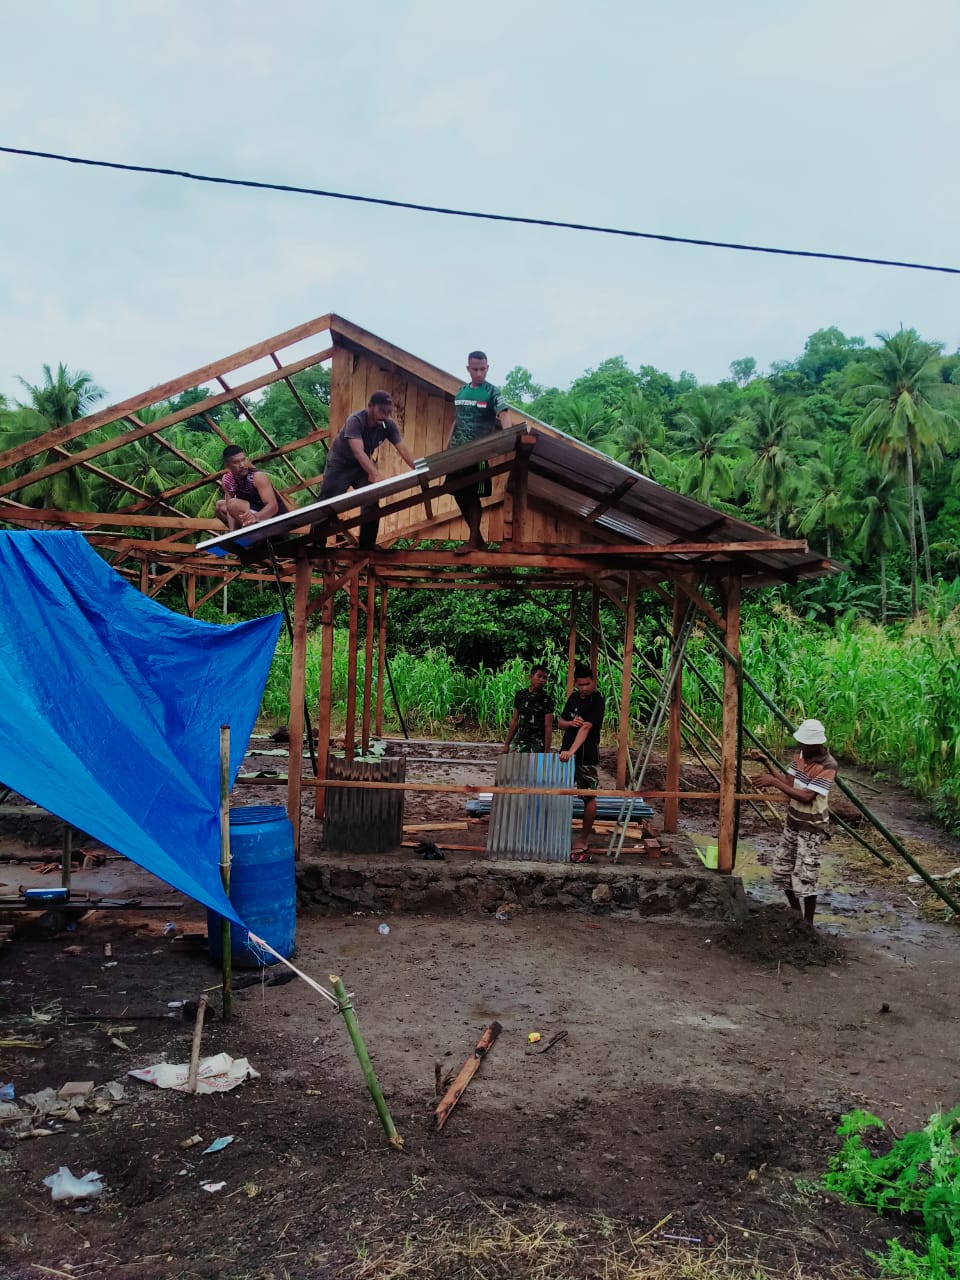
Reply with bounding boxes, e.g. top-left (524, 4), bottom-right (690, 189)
top-left (43, 1166), bottom-right (105, 1201)
top-left (128, 1053), bottom-right (259, 1094)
